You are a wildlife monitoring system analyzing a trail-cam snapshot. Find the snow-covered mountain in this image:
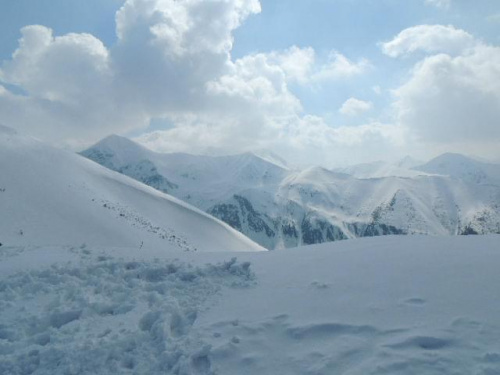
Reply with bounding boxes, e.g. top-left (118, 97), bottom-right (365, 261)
top-left (413, 153), bottom-right (500, 185)
top-left (332, 157), bottom-right (428, 179)
top-left (0, 127), bottom-right (263, 252)
top-left (82, 135), bottom-right (500, 249)
top-left (2, 128), bottom-right (500, 373)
